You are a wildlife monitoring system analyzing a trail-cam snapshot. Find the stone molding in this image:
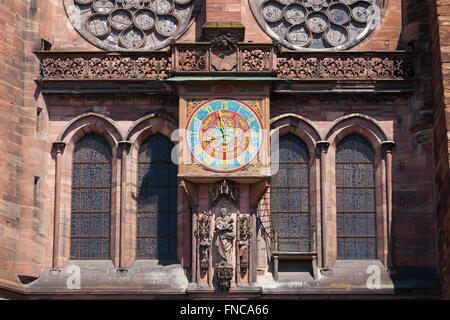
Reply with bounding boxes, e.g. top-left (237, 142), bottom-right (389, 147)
top-left (36, 47), bottom-right (415, 82)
